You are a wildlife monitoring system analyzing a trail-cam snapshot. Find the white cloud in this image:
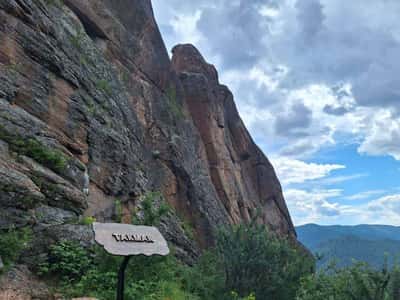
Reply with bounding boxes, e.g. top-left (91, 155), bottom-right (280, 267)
top-left (287, 192), bottom-right (400, 226)
top-left (358, 110), bottom-right (400, 160)
top-left (284, 188), bottom-right (344, 225)
top-left (313, 173), bottom-right (368, 185)
top-left (351, 194), bottom-right (400, 225)
top-left (272, 157), bottom-right (345, 185)
top-left (170, 10), bottom-right (203, 46)
top-left (367, 194), bottom-right (400, 215)
top-left (345, 190), bottom-right (386, 201)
